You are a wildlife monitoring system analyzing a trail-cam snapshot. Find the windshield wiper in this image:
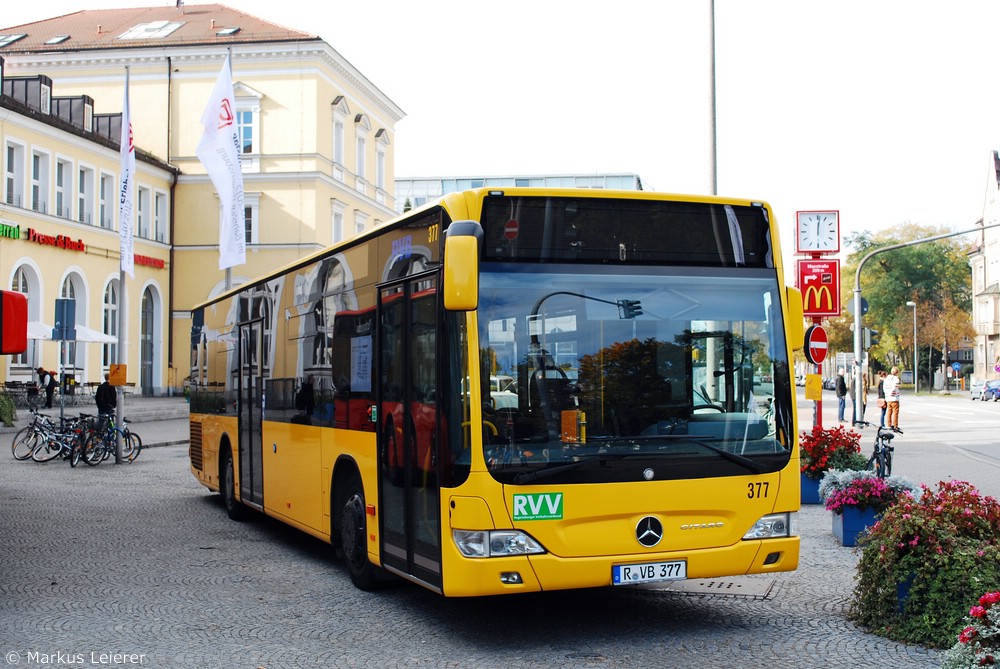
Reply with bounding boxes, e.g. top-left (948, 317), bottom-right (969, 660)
top-left (669, 436), bottom-right (764, 474)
